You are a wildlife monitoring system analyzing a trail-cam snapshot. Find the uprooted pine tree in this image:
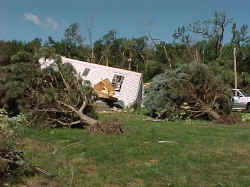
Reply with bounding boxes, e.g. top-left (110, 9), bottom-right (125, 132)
top-left (0, 59), bottom-right (98, 127)
top-left (144, 63), bottom-right (234, 123)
